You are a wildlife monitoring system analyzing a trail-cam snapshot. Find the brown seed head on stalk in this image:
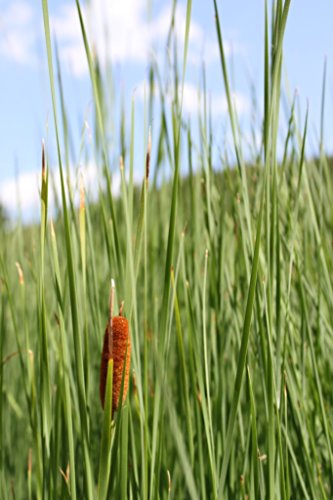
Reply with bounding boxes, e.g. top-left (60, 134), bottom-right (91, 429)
top-left (99, 281), bottom-right (131, 415)
top-left (41, 139), bottom-right (46, 181)
top-left (145, 126), bottom-right (151, 182)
